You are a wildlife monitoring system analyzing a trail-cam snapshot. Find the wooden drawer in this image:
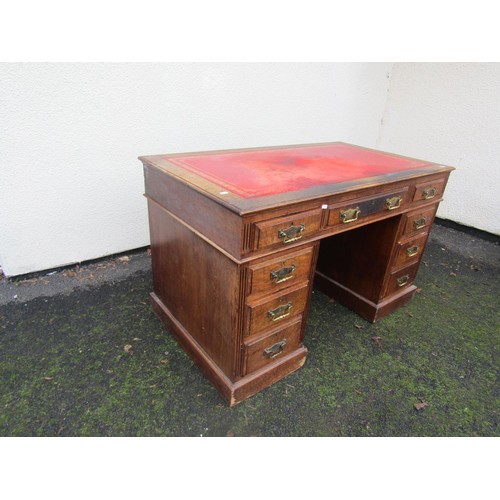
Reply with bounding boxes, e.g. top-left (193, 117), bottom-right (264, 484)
top-left (385, 263), bottom-right (419, 297)
top-left (242, 318), bottom-right (302, 376)
top-left (327, 187), bottom-right (409, 229)
top-left (413, 177), bottom-right (446, 203)
top-left (247, 246), bottom-right (314, 297)
top-left (403, 206), bottom-right (437, 236)
top-left (253, 209), bottom-right (322, 251)
top-left (393, 232), bottom-right (429, 270)
top-left (245, 282), bottom-right (309, 337)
